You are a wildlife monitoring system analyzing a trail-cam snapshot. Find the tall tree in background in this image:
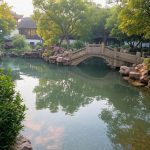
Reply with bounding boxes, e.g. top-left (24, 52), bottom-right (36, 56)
top-left (86, 6), bottom-right (110, 44)
top-left (105, 6), bottom-right (124, 41)
top-left (0, 0), bottom-right (15, 44)
top-left (33, 0), bottom-right (97, 48)
top-left (119, 0), bottom-right (150, 40)
top-left (106, 0), bottom-right (150, 49)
